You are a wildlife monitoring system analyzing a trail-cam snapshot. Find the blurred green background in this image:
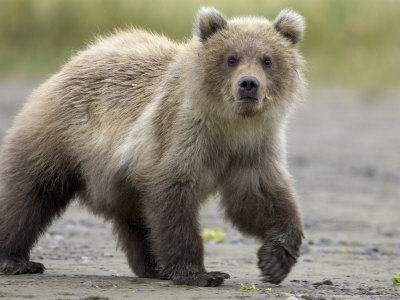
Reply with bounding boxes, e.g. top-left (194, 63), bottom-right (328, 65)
top-left (0, 0), bottom-right (399, 89)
